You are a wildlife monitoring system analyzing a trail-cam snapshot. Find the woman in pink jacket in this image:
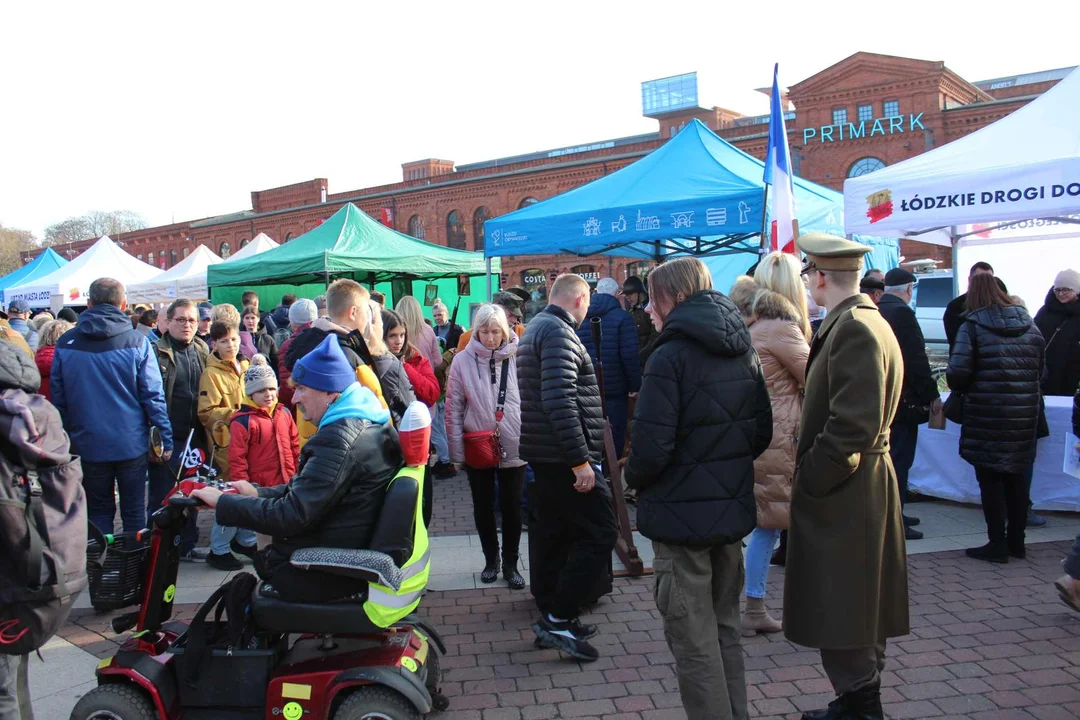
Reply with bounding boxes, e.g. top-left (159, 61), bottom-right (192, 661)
top-left (445, 304), bottom-right (526, 589)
